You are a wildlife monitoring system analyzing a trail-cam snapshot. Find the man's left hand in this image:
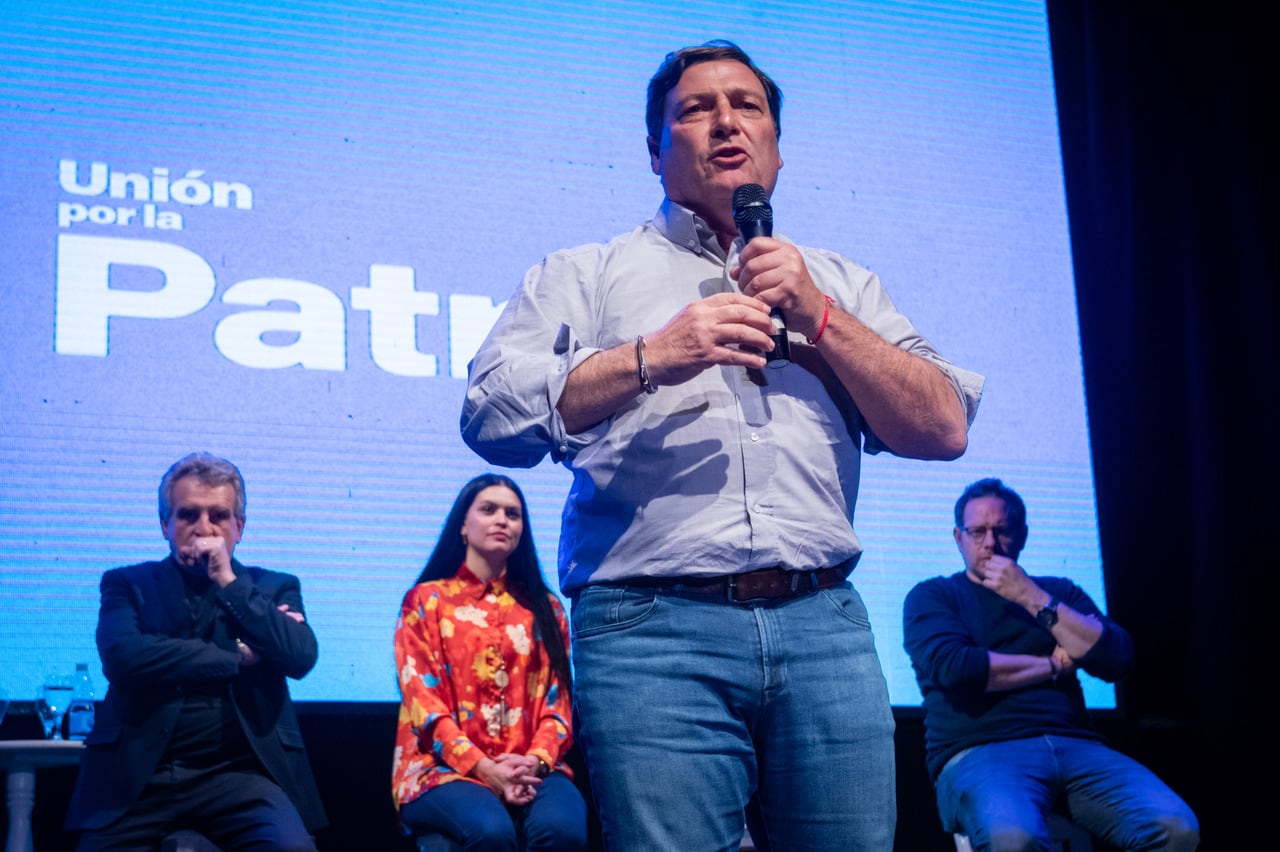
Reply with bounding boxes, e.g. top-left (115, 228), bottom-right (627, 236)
top-left (734, 237), bottom-right (830, 340)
